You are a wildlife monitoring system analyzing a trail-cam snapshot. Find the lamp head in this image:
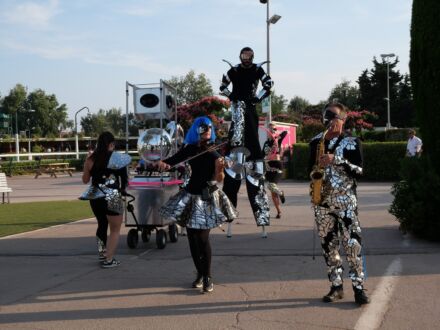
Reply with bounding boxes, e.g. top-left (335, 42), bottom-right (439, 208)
top-left (260, 0), bottom-right (268, 4)
top-left (269, 14), bottom-right (281, 24)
